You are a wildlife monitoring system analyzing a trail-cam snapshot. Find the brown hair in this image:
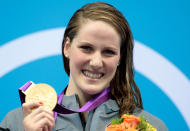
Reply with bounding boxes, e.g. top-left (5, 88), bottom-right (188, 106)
top-left (62, 2), bottom-right (143, 116)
